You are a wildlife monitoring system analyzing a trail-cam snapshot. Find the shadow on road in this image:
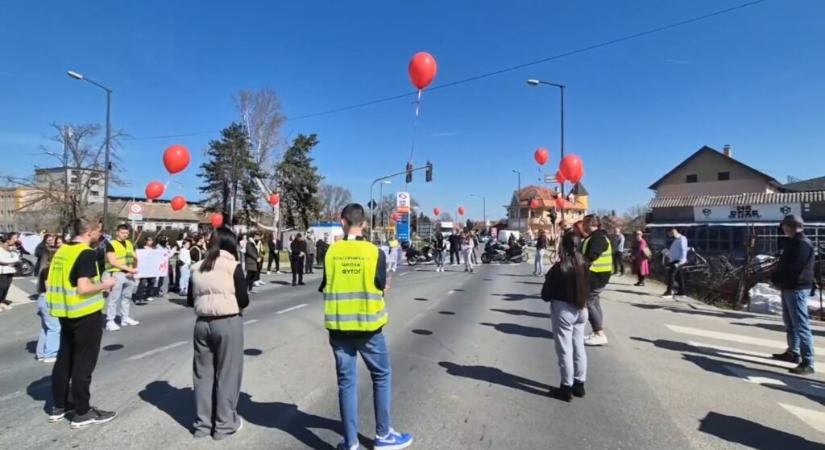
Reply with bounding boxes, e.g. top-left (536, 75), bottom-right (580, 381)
top-left (605, 288), bottom-right (658, 297)
top-left (166, 297), bottom-right (188, 307)
top-left (25, 340), bottom-right (36, 354)
top-left (103, 344), bottom-right (124, 351)
top-left (138, 381), bottom-right (195, 432)
top-left (490, 308), bottom-right (551, 319)
top-left (413, 298), bottom-right (428, 302)
top-left (438, 361), bottom-right (550, 396)
top-left (270, 281), bottom-right (291, 286)
top-left (630, 337), bottom-right (798, 374)
top-left (699, 411), bottom-right (824, 450)
top-left (497, 274), bottom-right (534, 278)
top-left (628, 303), bottom-right (757, 320)
top-left (492, 293), bottom-right (542, 302)
top-left (516, 281), bottom-right (543, 286)
top-left (244, 348), bottom-right (263, 356)
top-left (729, 321), bottom-right (825, 338)
top-left (480, 322), bottom-right (552, 339)
top-left (411, 329), bottom-right (433, 336)
top-left (438, 311), bottom-right (456, 315)
top-left (26, 375), bottom-right (52, 413)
